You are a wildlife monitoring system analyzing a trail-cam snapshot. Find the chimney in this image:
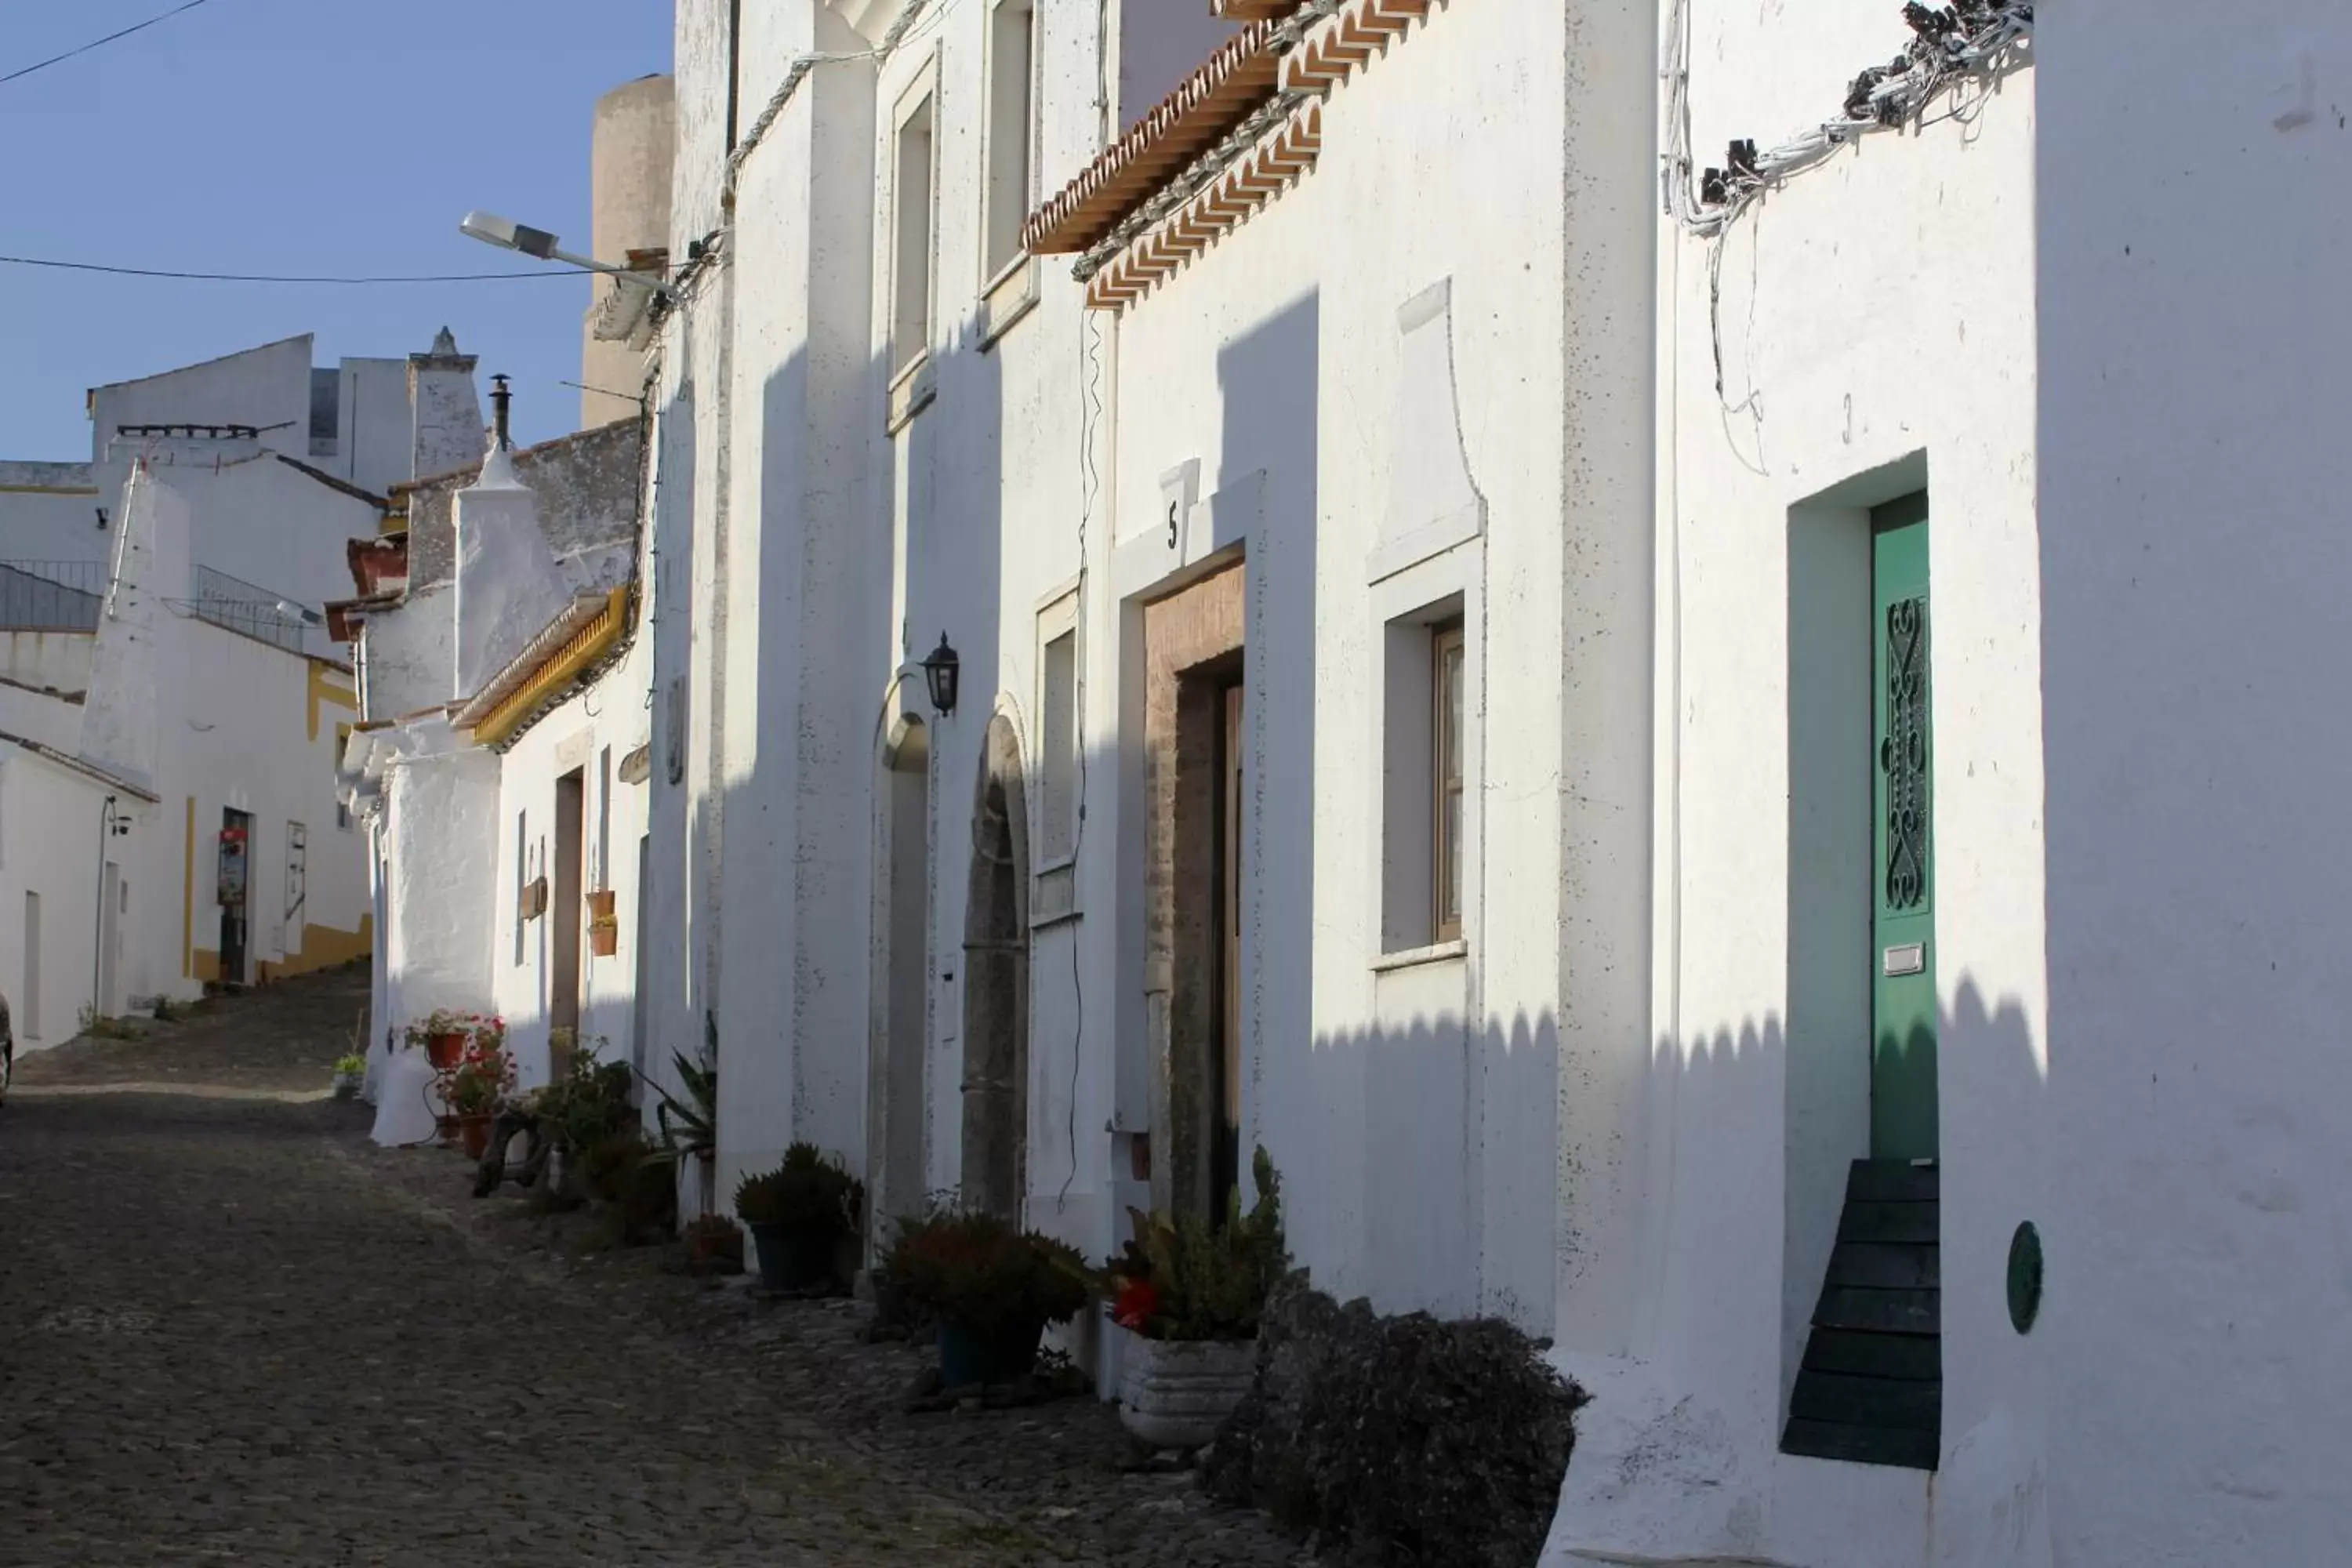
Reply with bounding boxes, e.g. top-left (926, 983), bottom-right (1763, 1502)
top-left (408, 326), bottom-right (484, 481)
top-left (452, 379), bottom-right (564, 703)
